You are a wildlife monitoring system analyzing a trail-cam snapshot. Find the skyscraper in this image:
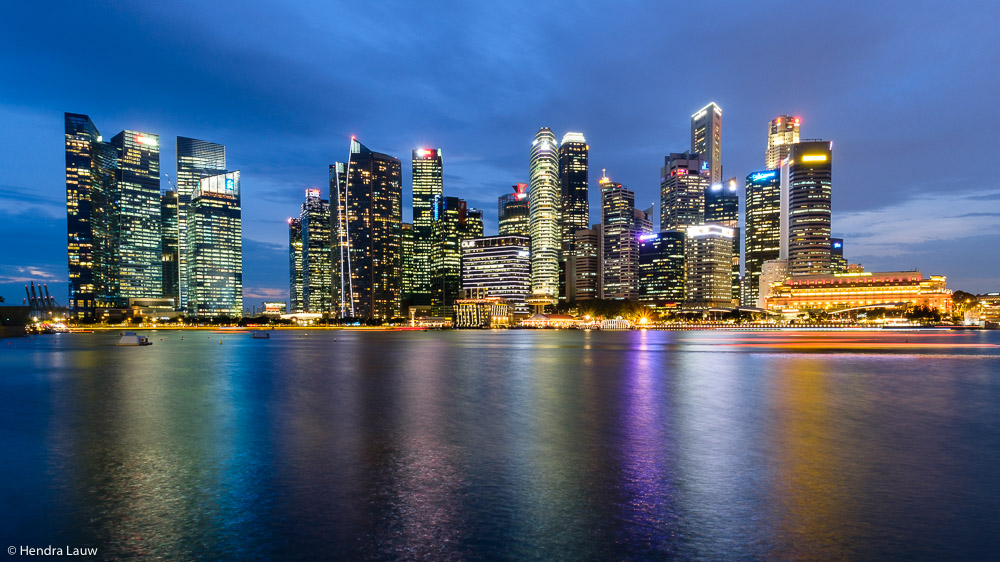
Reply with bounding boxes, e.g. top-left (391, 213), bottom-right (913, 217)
top-left (528, 127), bottom-right (561, 300)
top-left (570, 227), bottom-right (603, 301)
top-left (301, 188), bottom-right (331, 313)
top-left (176, 137), bottom-right (226, 310)
top-left (109, 130), bottom-right (162, 300)
top-left (411, 148), bottom-right (442, 304)
top-left (65, 113), bottom-right (117, 320)
top-left (461, 235), bottom-right (531, 314)
top-left (744, 169), bottom-right (782, 308)
top-left (430, 196), bottom-right (481, 313)
top-left (660, 152), bottom-right (710, 231)
top-left (331, 138), bottom-right (403, 320)
top-left (161, 190), bottom-right (179, 305)
top-left (766, 115), bottom-right (800, 170)
top-left (638, 231), bottom-right (686, 307)
top-left (780, 141), bottom-right (833, 276)
top-left (559, 132), bottom-right (588, 255)
top-left (601, 173), bottom-right (640, 300)
top-left (831, 238), bottom-right (847, 273)
top-left (498, 183), bottom-right (530, 236)
top-left (185, 171), bottom-right (242, 317)
top-left (691, 102), bottom-right (722, 185)
top-left (288, 217), bottom-right (303, 313)
top-left (401, 222), bottom-right (415, 304)
top-left (705, 177), bottom-right (740, 304)
top-left (685, 224), bottom-right (735, 308)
